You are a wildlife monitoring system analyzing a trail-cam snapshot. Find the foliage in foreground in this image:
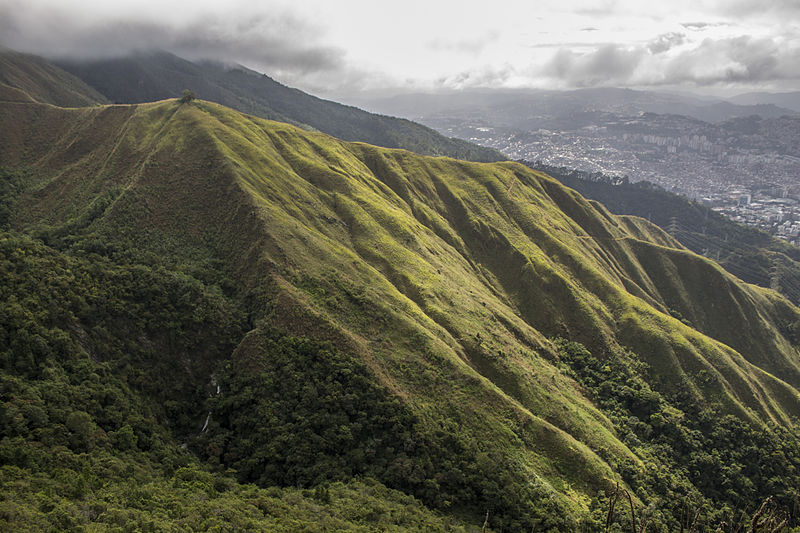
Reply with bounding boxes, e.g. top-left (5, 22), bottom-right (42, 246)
top-left (557, 339), bottom-right (800, 531)
top-left (0, 230), bottom-right (470, 531)
top-left (198, 329), bottom-right (570, 531)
